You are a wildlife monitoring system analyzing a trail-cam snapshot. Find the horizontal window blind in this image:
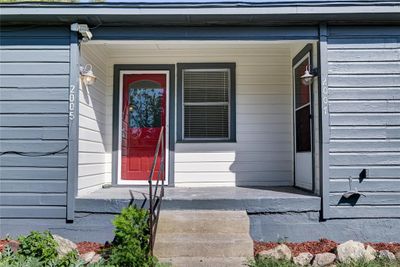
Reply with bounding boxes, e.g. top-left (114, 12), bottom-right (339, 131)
top-left (183, 69), bottom-right (230, 139)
